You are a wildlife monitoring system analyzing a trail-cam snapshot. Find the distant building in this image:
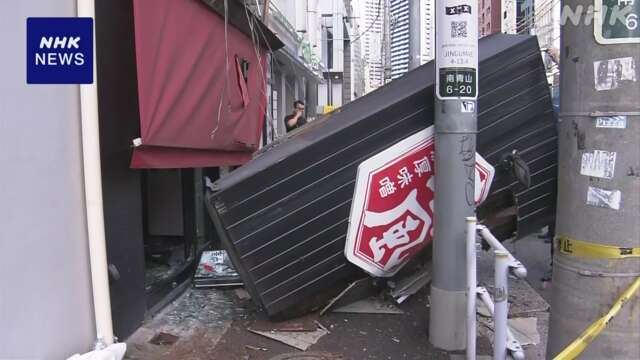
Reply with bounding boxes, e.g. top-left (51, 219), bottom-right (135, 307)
top-left (359, 0), bottom-right (385, 92)
top-left (516, 0), bottom-right (535, 33)
top-left (344, 0), bottom-right (367, 101)
top-left (388, 0), bottom-right (435, 80)
top-left (533, 0), bottom-right (561, 51)
top-left (502, 0), bottom-right (518, 34)
top-left (533, 0), bottom-right (561, 85)
top-left (478, 0), bottom-right (502, 37)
